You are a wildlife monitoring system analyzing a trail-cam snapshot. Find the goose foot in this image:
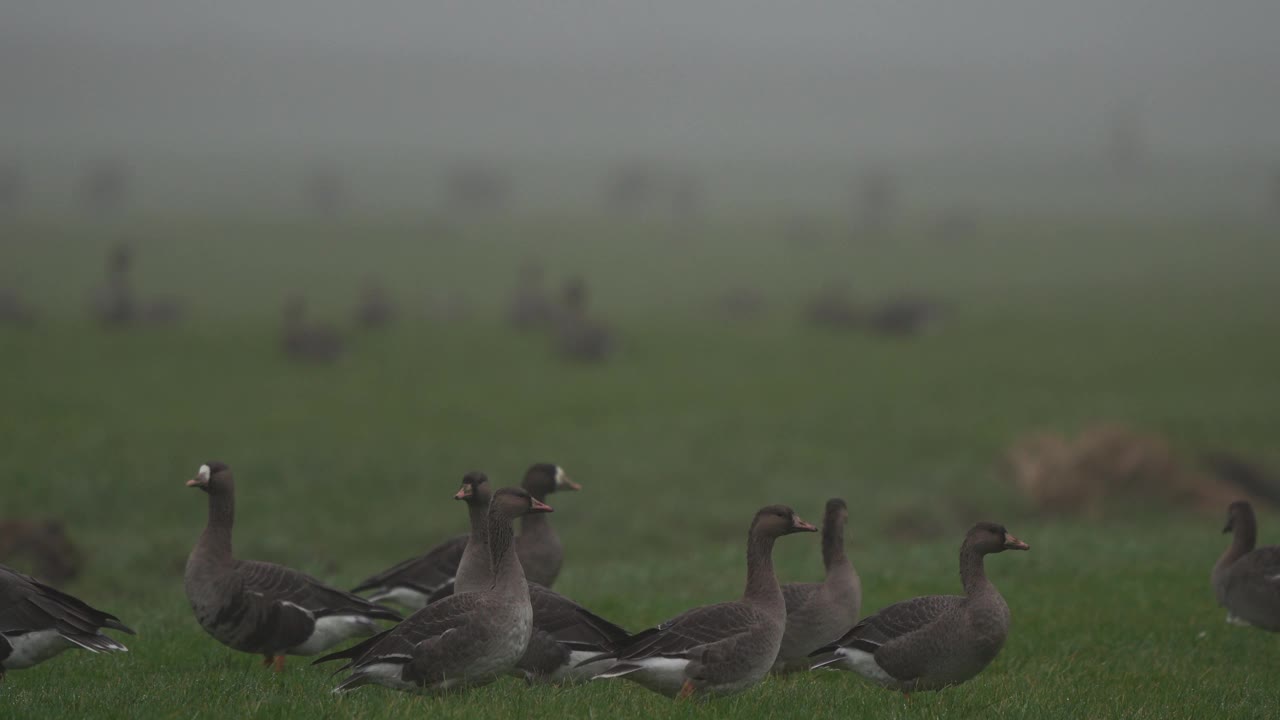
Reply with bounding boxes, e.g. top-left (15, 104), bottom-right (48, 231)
top-left (262, 655), bottom-right (285, 672)
top-left (677, 680), bottom-right (696, 700)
